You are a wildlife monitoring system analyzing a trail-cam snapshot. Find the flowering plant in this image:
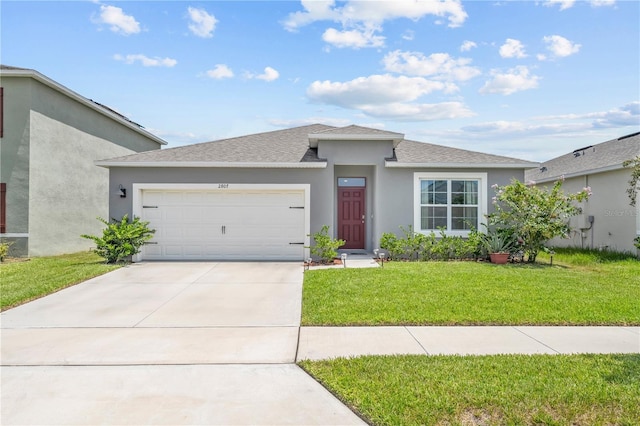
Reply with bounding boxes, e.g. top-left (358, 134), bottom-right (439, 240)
top-left (489, 179), bottom-right (590, 262)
